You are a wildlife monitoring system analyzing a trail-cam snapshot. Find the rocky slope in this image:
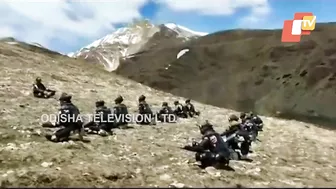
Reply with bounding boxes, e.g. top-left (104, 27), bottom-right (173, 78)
top-left (0, 35), bottom-right (336, 187)
top-left (0, 37), bottom-right (62, 57)
top-left (68, 20), bottom-right (207, 71)
top-left (115, 22), bottom-right (336, 128)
